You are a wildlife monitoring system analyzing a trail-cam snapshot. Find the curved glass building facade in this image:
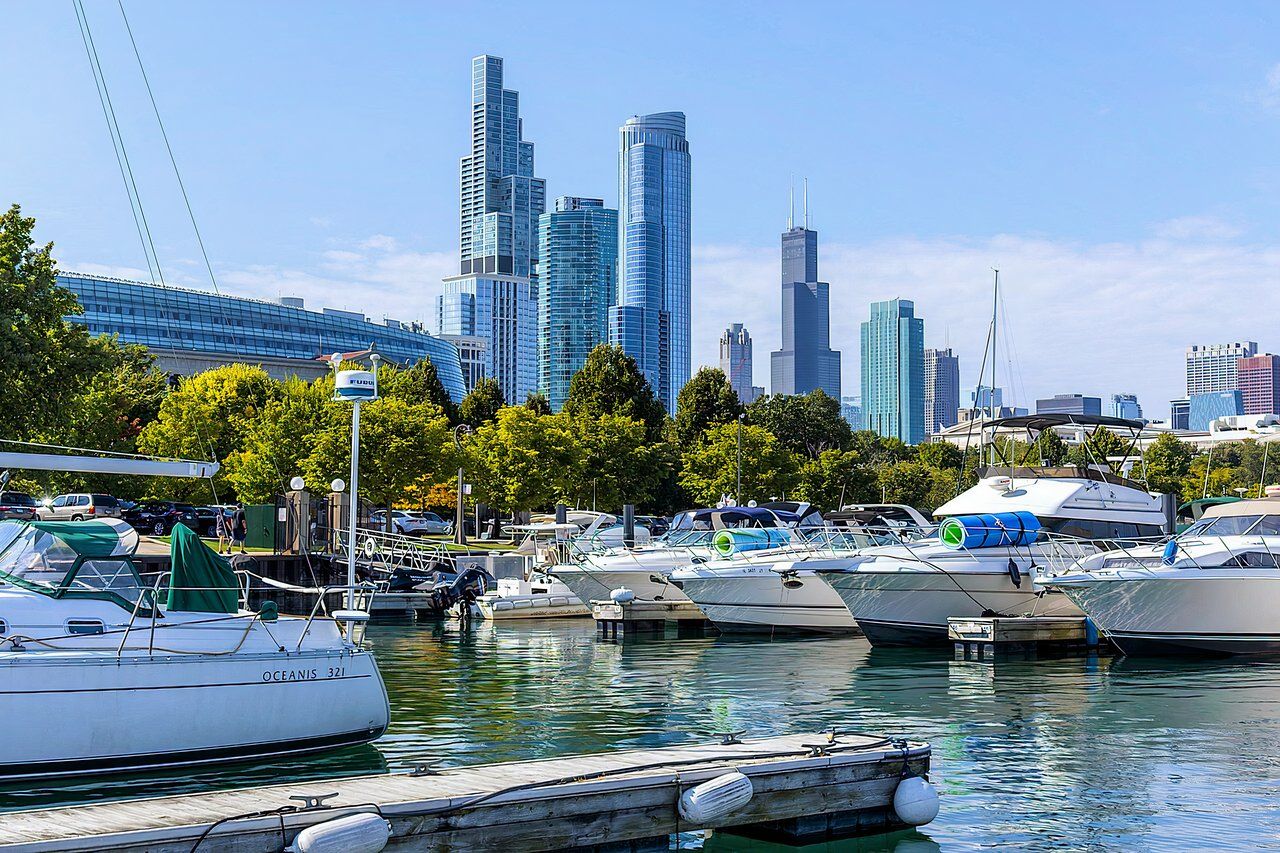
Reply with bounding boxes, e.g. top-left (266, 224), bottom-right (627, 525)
top-left (610, 111), bottom-right (690, 411)
top-left (57, 272), bottom-right (467, 400)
